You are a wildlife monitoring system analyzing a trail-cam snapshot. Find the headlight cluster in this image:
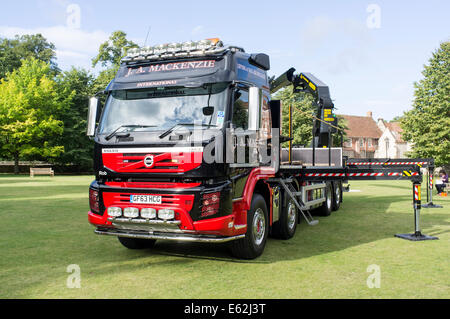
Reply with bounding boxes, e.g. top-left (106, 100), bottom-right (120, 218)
top-left (201, 192), bottom-right (221, 218)
top-left (107, 207), bottom-right (175, 220)
top-left (89, 189), bottom-right (99, 213)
